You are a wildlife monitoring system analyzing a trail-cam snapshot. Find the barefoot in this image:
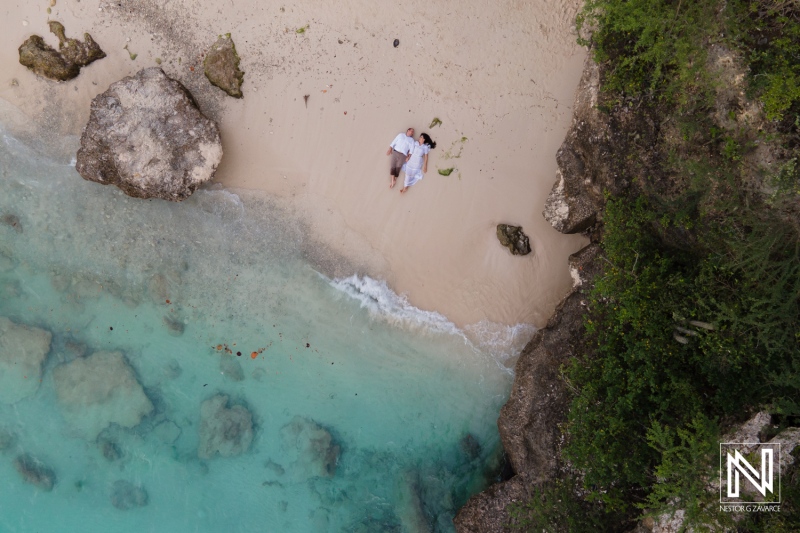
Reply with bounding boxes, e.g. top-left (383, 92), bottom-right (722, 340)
top-left (400, 187), bottom-right (407, 194)
top-left (390, 176), bottom-right (396, 189)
